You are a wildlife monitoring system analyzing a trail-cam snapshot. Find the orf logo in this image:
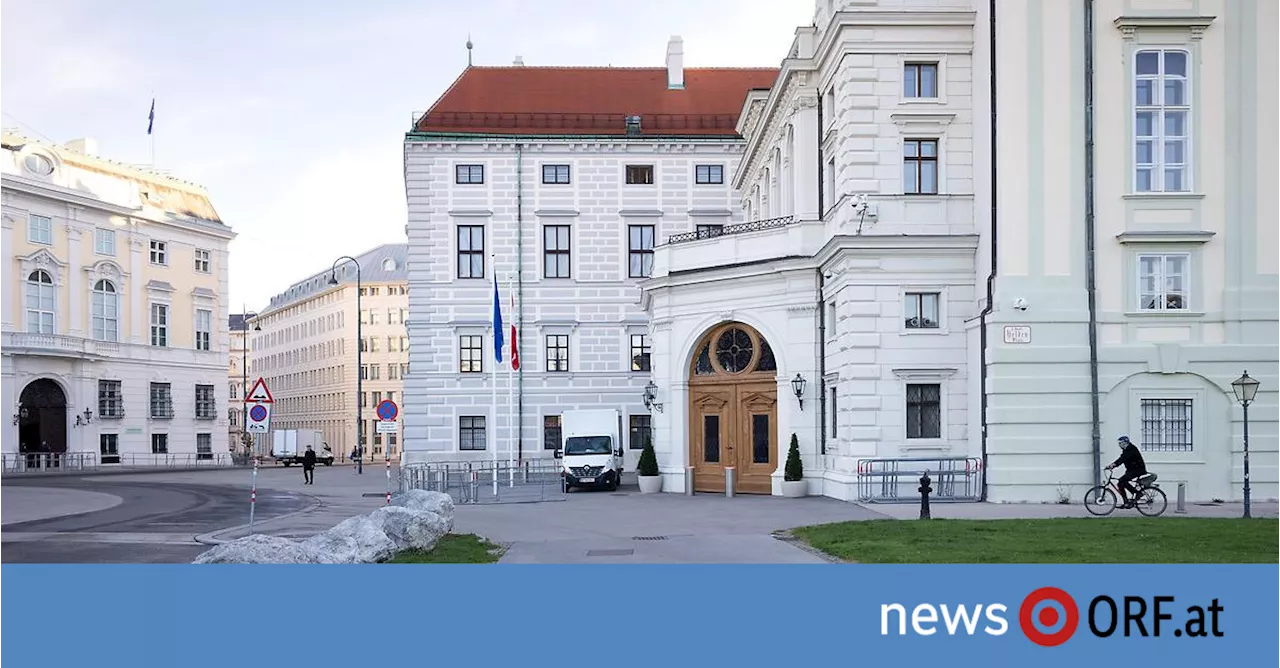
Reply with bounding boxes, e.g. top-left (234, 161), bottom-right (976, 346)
top-left (1019, 587), bottom-right (1080, 646)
